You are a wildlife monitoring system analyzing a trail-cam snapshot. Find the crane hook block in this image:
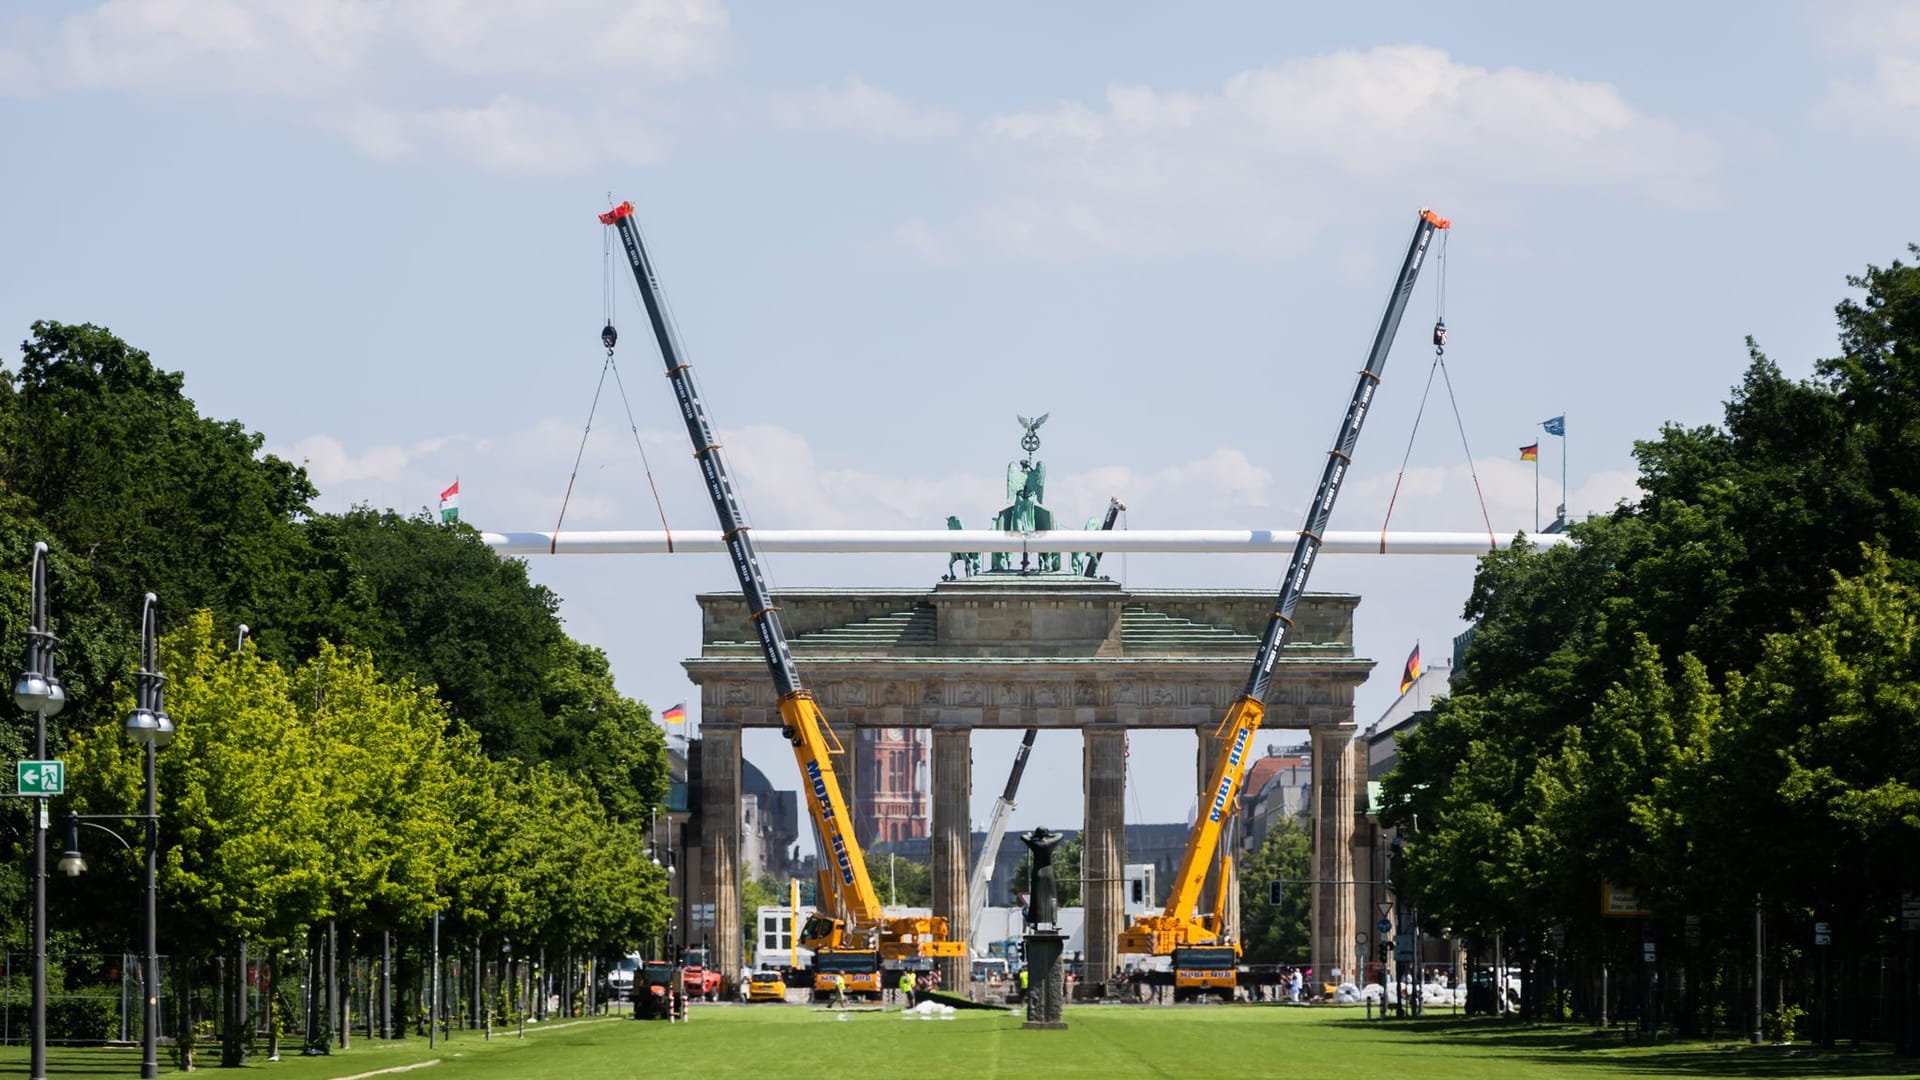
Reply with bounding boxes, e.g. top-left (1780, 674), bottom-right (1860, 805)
top-left (602, 323), bottom-right (619, 351)
top-left (1432, 320), bottom-right (1447, 349)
